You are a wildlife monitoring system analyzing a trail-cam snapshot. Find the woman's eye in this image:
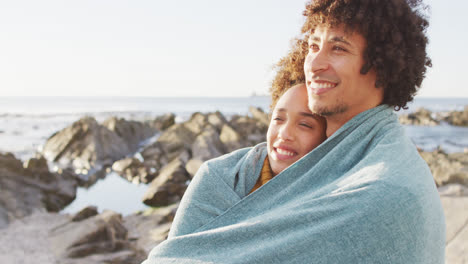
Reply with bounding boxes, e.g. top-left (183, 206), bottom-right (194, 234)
top-left (299, 123), bottom-right (313, 128)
